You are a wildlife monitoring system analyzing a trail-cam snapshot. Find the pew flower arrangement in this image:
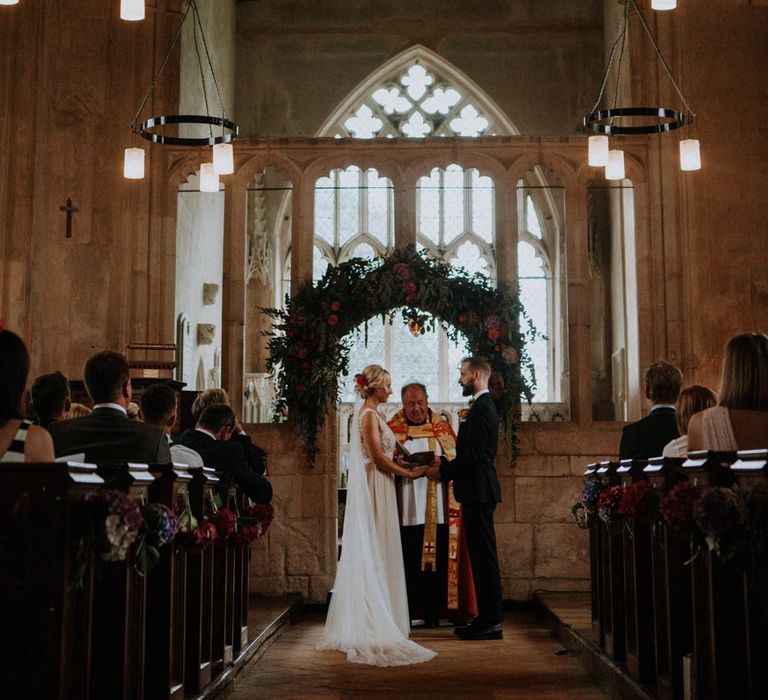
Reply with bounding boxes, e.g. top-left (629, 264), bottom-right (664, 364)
top-left (597, 486), bottom-right (625, 534)
top-left (212, 507), bottom-right (237, 538)
top-left (693, 486), bottom-right (745, 561)
top-left (659, 481), bottom-right (702, 537)
top-left (571, 479), bottom-right (606, 529)
top-left (135, 503), bottom-right (180, 574)
top-left (211, 504), bottom-right (274, 545)
top-left (86, 489), bottom-right (144, 562)
top-left (619, 480), bottom-right (660, 523)
top-left (174, 498), bottom-right (219, 554)
top-left (235, 502), bottom-right (275, 544)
